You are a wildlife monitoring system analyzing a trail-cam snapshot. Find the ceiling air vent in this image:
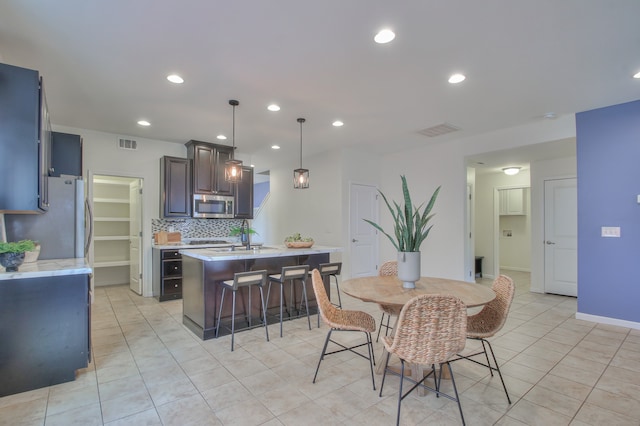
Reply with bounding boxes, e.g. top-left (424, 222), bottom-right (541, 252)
top-left (418, 123), bottom-right (460, 138)
top-left (118, 138), bottom-right (138, 150)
